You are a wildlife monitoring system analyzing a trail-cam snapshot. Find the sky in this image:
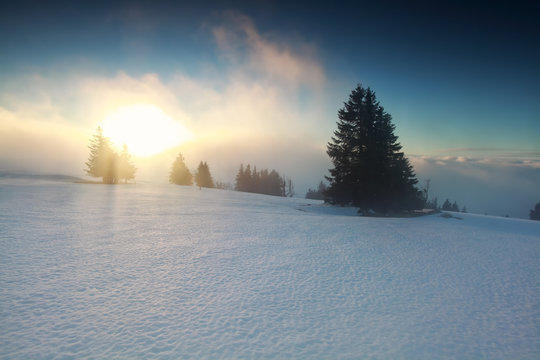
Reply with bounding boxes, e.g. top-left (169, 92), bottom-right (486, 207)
top-left (1, 0), bottom-right (539, 218)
